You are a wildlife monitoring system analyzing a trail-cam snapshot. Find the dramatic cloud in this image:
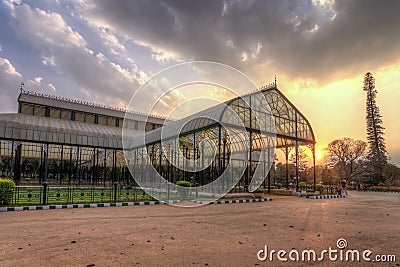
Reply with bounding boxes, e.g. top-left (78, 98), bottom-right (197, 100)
top-left (4, 2), bottom-right (148, 107)
top-left (4, 0), bottom-right (400, 101)
top-left (0, 0), bottom-right (399, 163)
top-left (10, 3), bottom-right (86, 48)
top-left (78, 0), bottom-right (400, 84)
